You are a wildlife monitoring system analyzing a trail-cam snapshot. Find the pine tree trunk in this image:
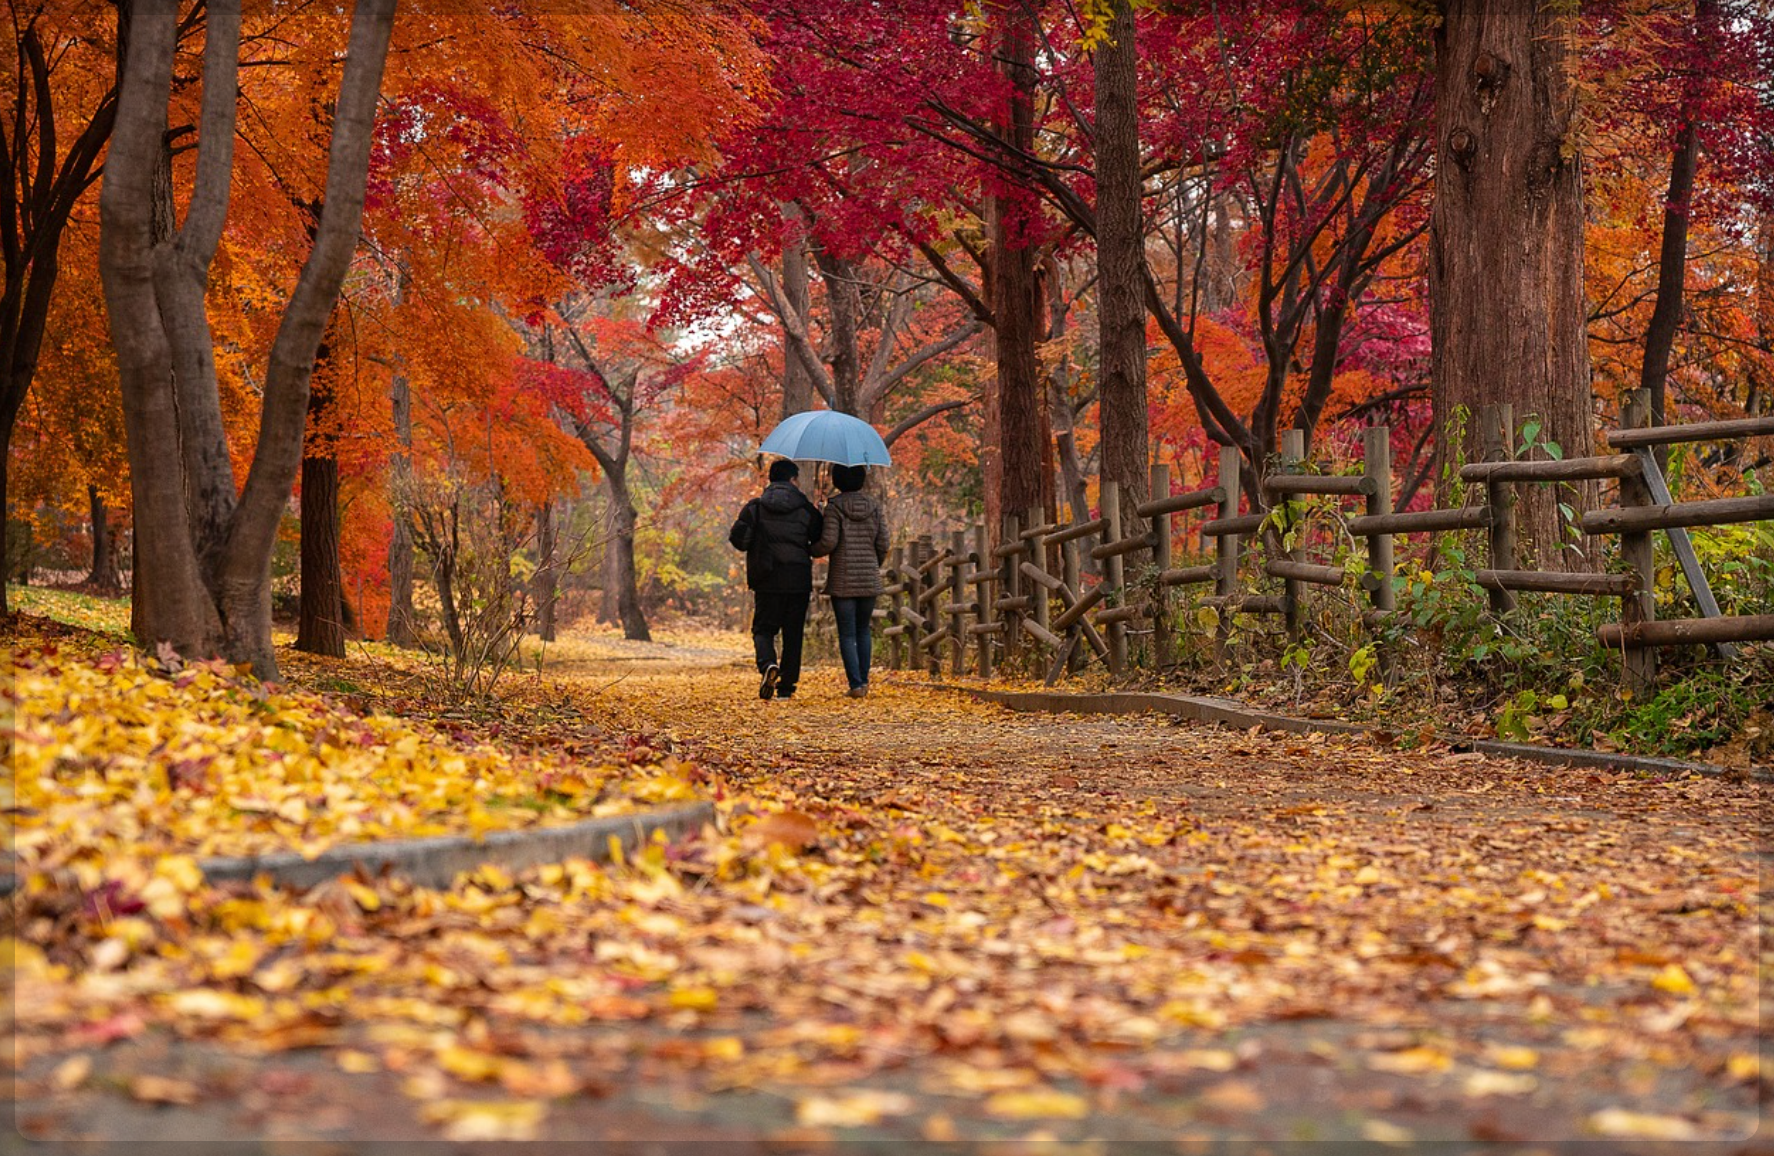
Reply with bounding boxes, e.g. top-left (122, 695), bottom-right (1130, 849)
top-left (1093, 0), bottom-right (1149, 509)
top-left (1430, 0), bottom-right (1595, 569)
